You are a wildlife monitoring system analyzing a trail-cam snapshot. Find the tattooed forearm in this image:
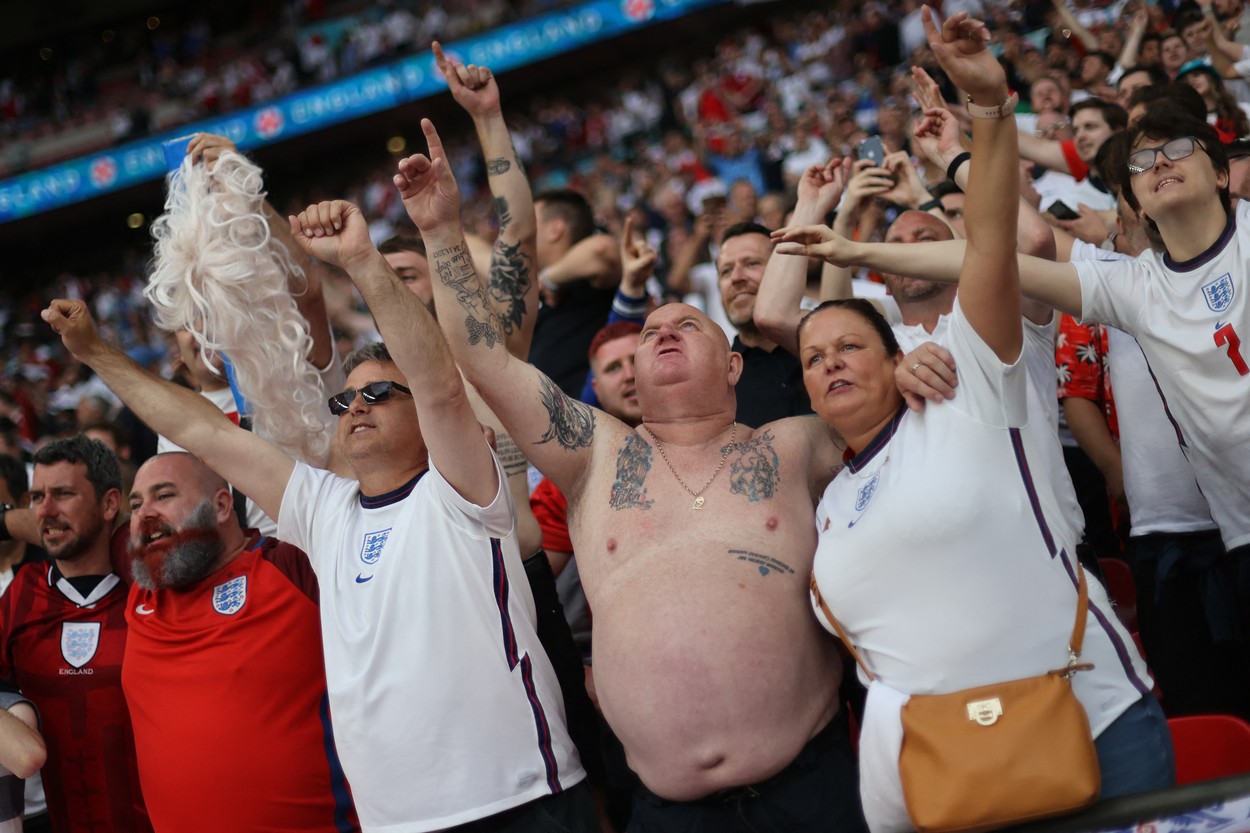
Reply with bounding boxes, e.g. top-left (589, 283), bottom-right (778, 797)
top-left (487, 158), bottom-right (511, 176)
top-left (431, 241), bottom-right (503, 349)
top-left (609, 434), bottom-right (654, 510)
top-left (536, 376), bottom-right (595, 450)
top-left (729, 549), bottom-right (795, 577)
top-left (493, 195), bottom-right (512, 231)
top-left (487, 237), bottom-right (532, 335)
top-left (495, 431), bottom-right (529, 479)
top-left (728, 430), bottom-right (781, 502)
